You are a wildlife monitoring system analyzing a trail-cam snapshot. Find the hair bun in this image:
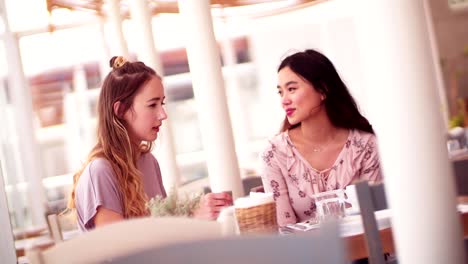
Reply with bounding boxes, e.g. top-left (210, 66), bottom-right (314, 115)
top-left (110, 56), bottom-right (128, 69)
